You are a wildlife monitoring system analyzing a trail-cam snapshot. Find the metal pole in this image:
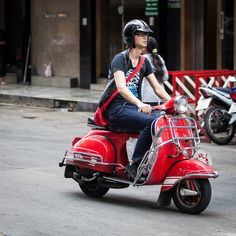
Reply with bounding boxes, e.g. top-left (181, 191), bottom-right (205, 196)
top-left (23, 35), bottom-right (31, 84)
